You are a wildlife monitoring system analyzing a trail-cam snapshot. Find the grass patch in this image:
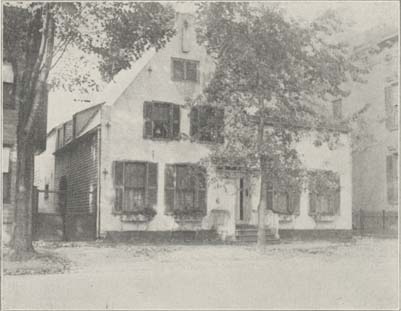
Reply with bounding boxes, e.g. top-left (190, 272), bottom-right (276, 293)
top-left (3, 248), bottom-right (70, 276)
